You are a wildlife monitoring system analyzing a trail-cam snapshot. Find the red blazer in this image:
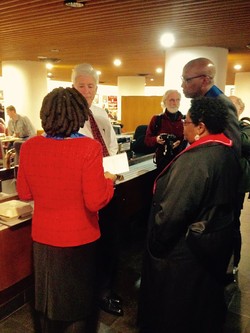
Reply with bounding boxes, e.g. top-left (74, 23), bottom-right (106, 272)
top-left (17, 136), bottom-right (114, 247)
